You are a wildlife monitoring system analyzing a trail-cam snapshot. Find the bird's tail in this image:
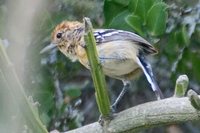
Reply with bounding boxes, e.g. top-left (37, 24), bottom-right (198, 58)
top-left (136, 53), bottom-right (164, 100)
